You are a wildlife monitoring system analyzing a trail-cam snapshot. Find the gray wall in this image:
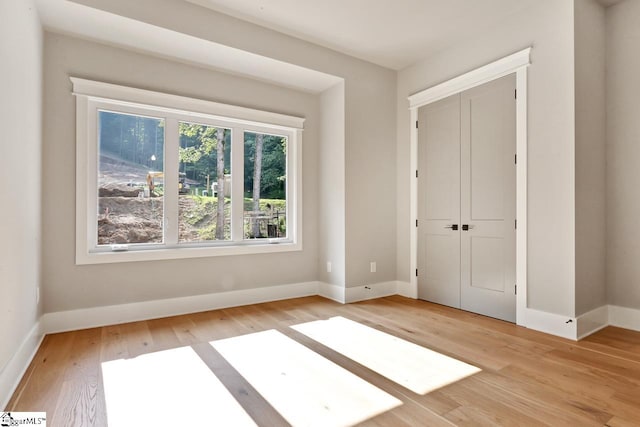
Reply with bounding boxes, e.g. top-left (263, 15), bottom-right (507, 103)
top-left (318, 83), bottom-right (346, 286)
top-left (344, 73), bottom-right (397, 288)
top-left (42, 33), bottom-right (320, 313)
top-left (0, 0), bottom-right (42, 373)
top-left (575, 0), bottom-right (607, 316)
top-left (69, 0), bottom-right (398, 290)
top-left (606, 0), bottom-right (640, 309)
top-left (397, 0), bottom-right (578, 317)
